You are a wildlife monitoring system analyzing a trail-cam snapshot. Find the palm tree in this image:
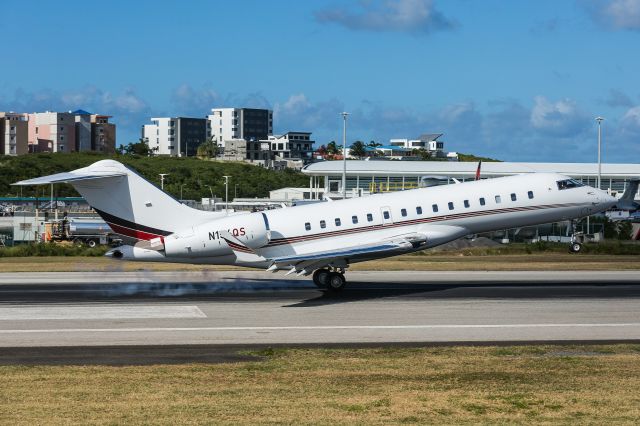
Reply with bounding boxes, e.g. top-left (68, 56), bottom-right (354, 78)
top-left (349, 141), bottom-right (367, 158)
